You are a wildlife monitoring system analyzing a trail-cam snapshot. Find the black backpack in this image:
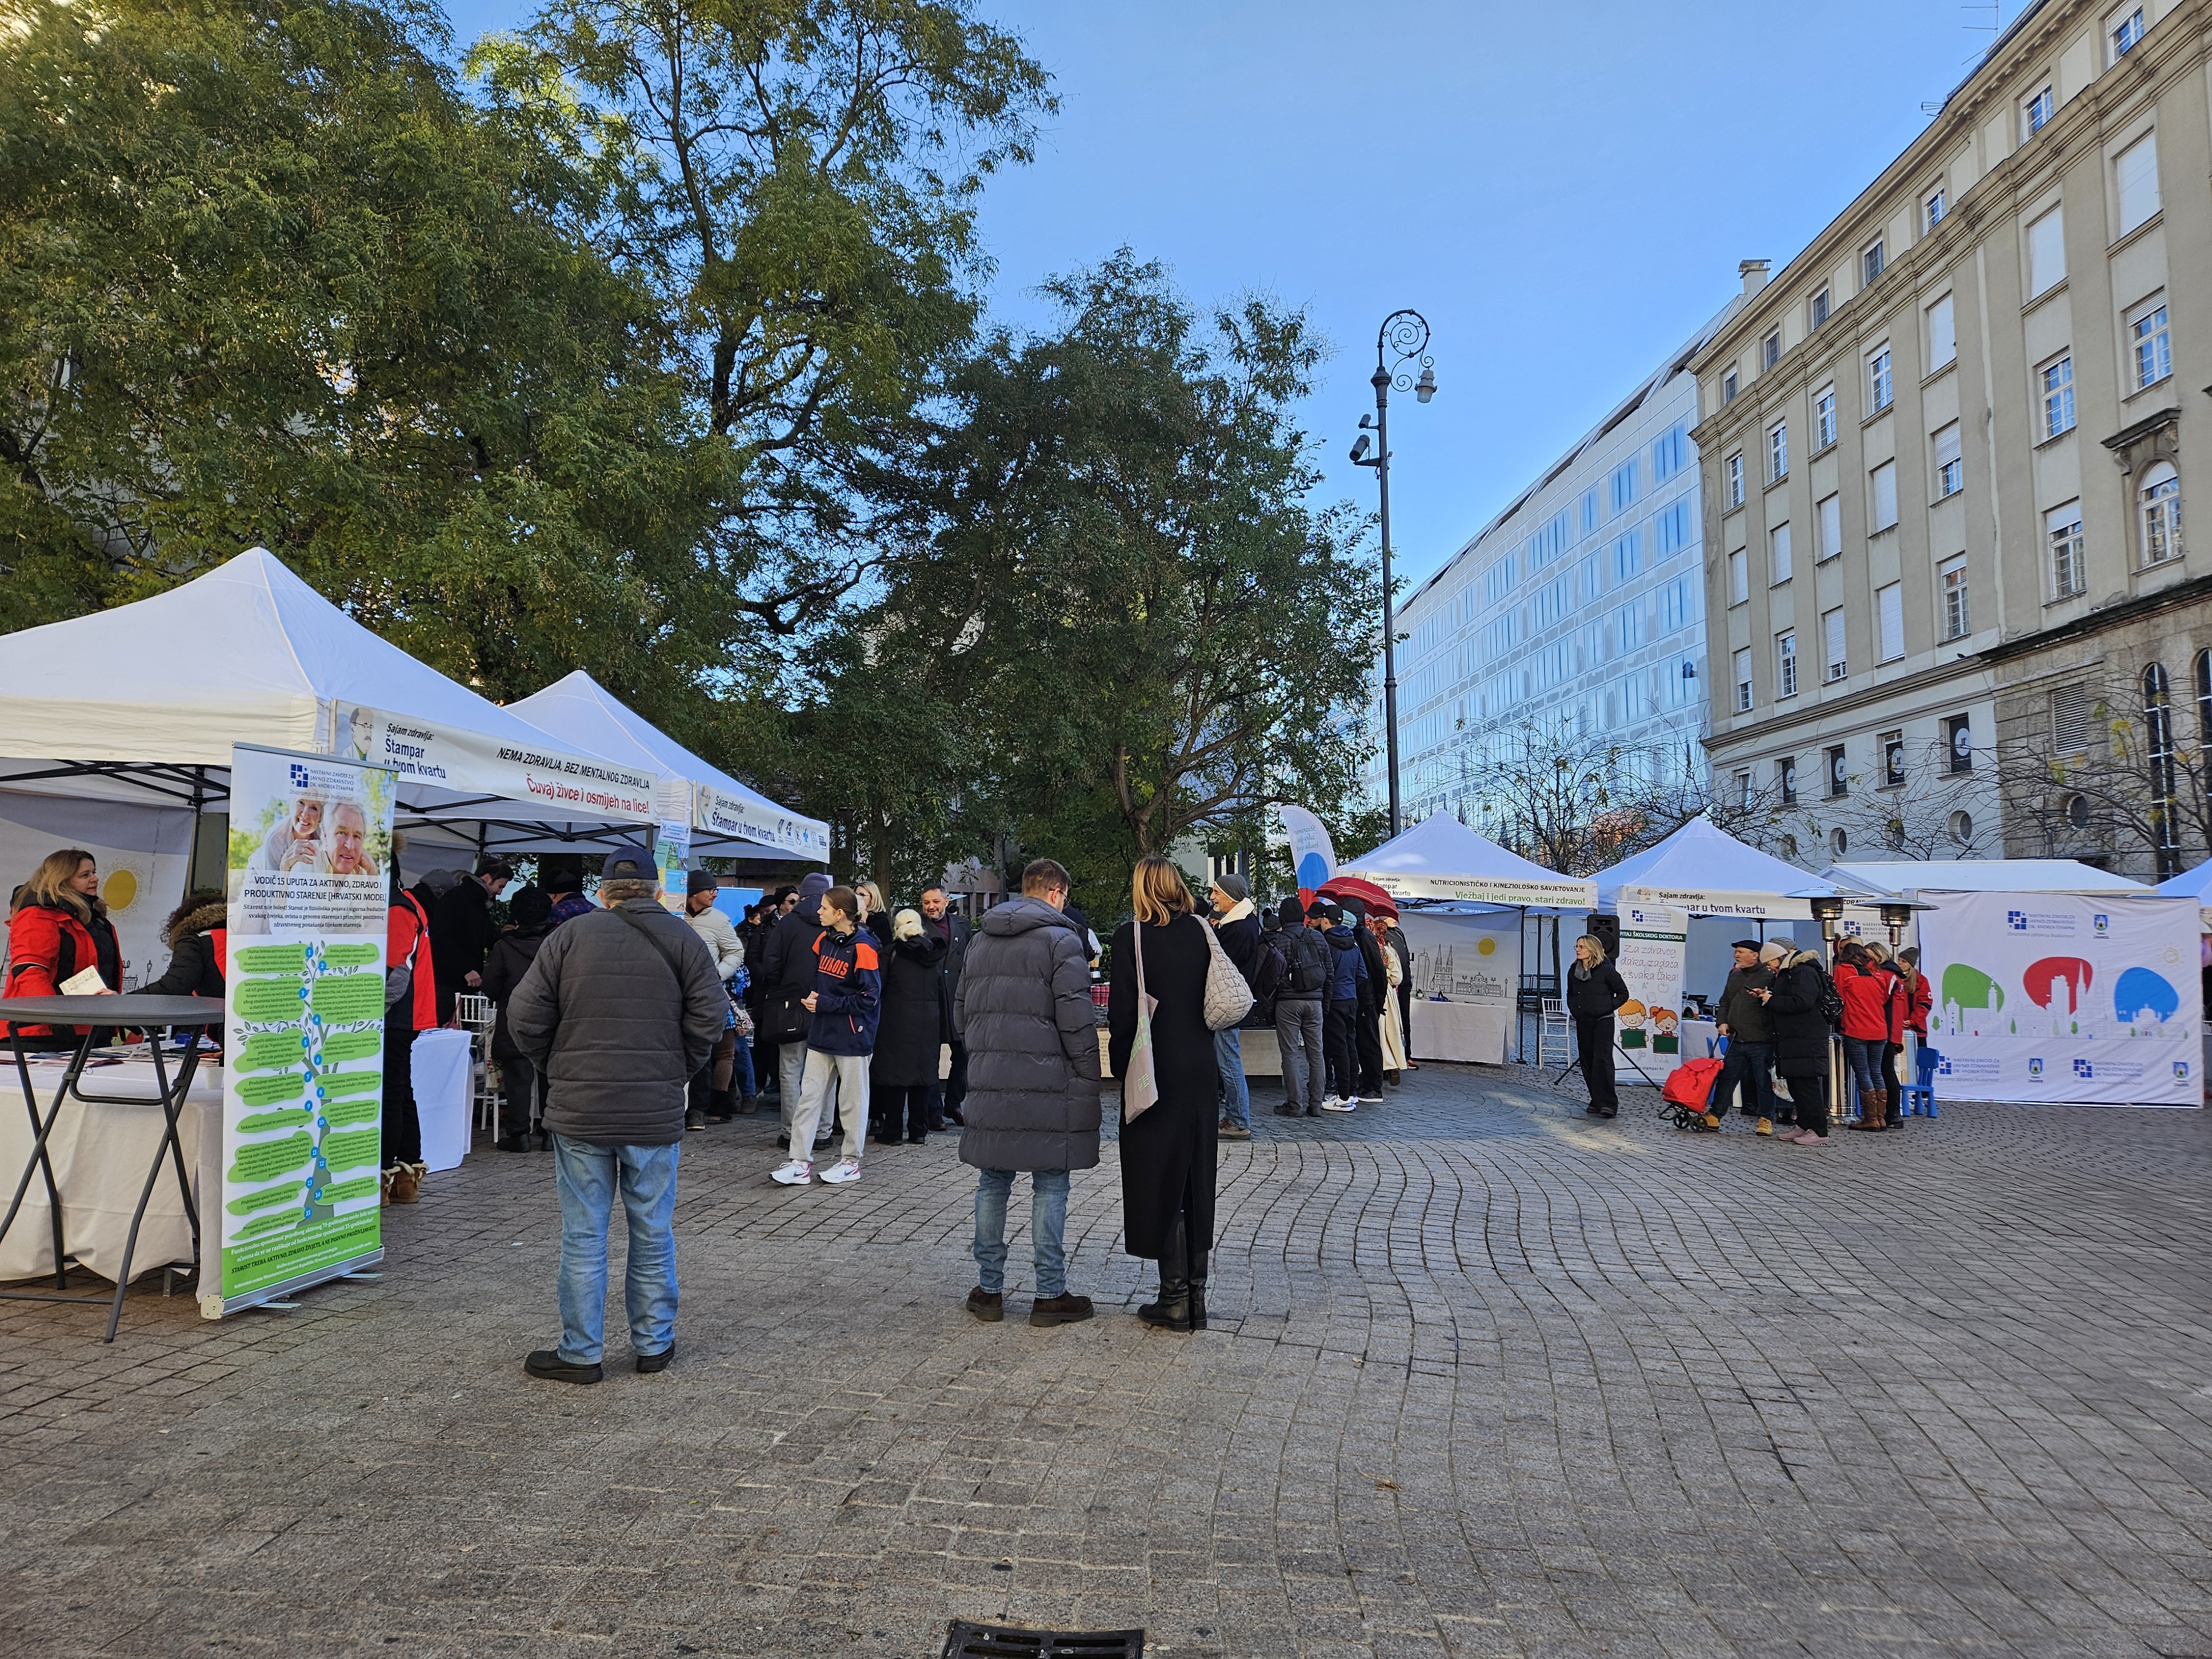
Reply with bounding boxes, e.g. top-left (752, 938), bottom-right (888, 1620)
top-left (1812, 961), bottom-right (1845, 1028)
top-left (1252, 935), bottom-right (1289, 1001)
top-left (1287, 928), bottom-right (1328, 993)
